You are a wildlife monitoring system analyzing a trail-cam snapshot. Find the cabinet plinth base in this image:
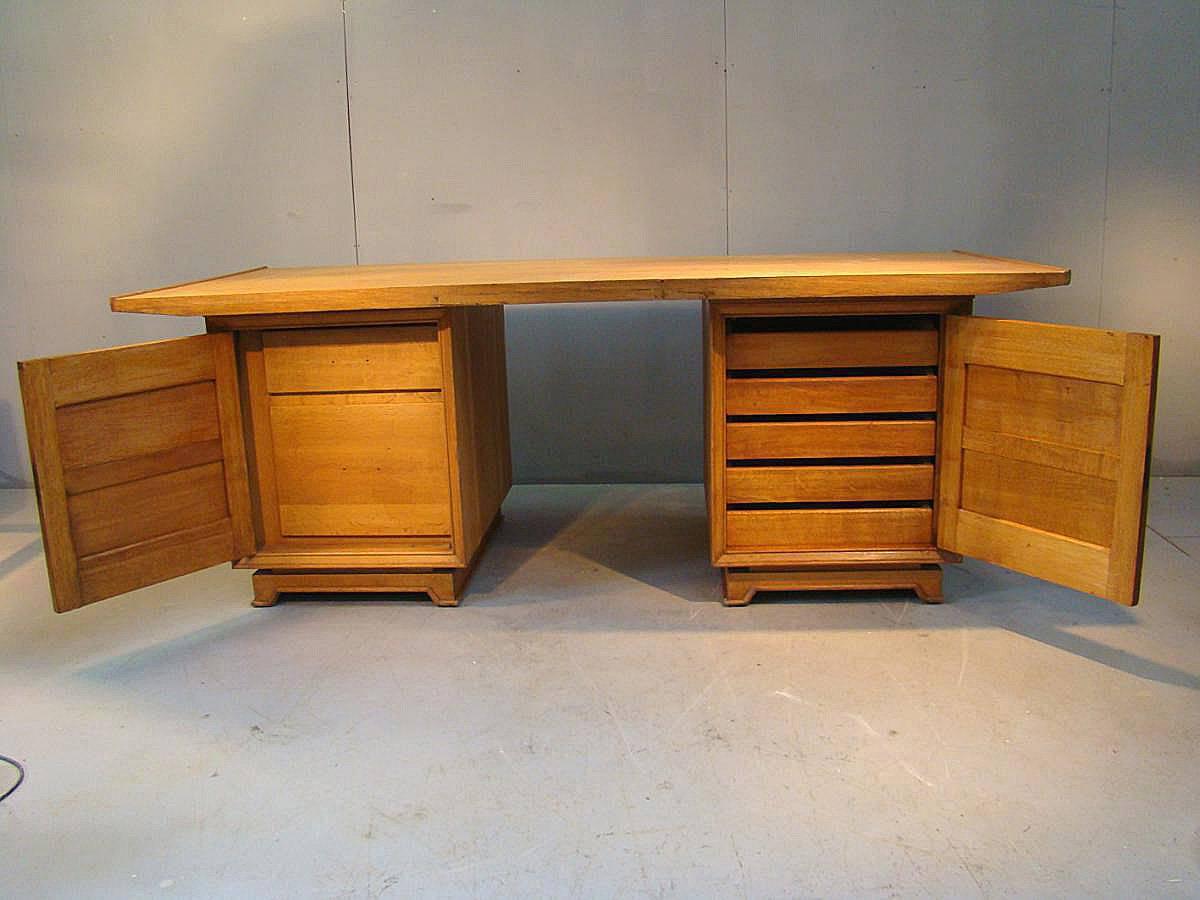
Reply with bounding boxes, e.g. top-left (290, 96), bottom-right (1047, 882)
top-left (721, 565), bottom-right (943, 606)
top-left (250, 513), bottom-right (502, 608)
top-left (252, 568), bottom-right (469, 608)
